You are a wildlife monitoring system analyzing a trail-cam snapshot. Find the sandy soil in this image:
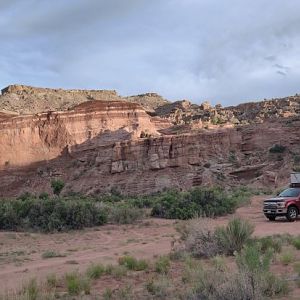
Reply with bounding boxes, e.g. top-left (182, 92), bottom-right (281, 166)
top-left (0, 195), bottom-right (299, 293)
